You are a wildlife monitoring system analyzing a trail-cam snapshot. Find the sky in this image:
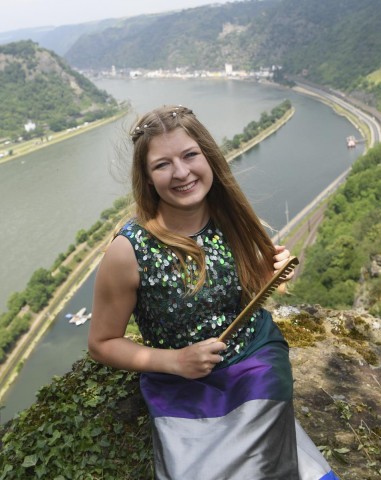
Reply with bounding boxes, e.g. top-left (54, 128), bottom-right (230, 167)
top-left (0, 0), bottom-right (237, 33)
